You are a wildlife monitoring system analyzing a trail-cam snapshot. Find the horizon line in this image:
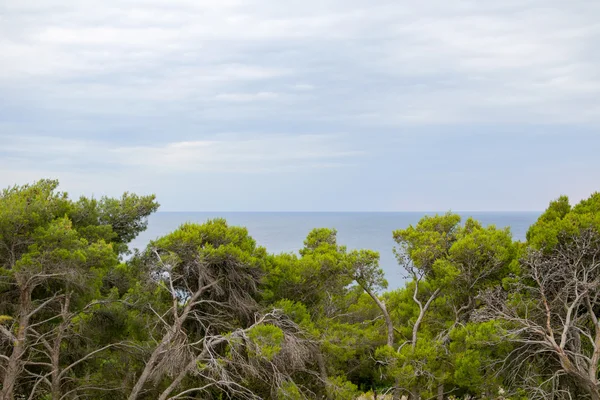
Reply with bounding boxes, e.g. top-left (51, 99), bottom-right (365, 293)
top-left (155, 210), bottom-right (543, 213)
